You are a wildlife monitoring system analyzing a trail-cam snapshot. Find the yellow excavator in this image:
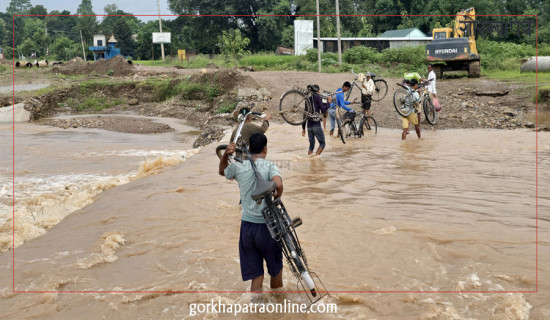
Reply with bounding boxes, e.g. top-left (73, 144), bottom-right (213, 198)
top-left (426, 7), bottom-right (480, 78)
